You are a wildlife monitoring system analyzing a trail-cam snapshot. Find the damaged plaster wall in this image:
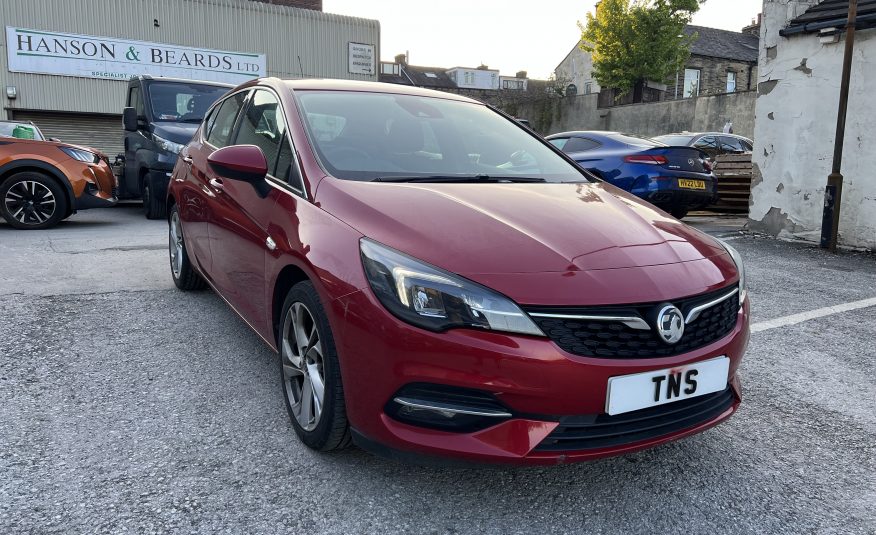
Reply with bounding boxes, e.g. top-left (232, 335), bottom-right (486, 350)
top-left (751, 0), bottom-right (876, 249)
